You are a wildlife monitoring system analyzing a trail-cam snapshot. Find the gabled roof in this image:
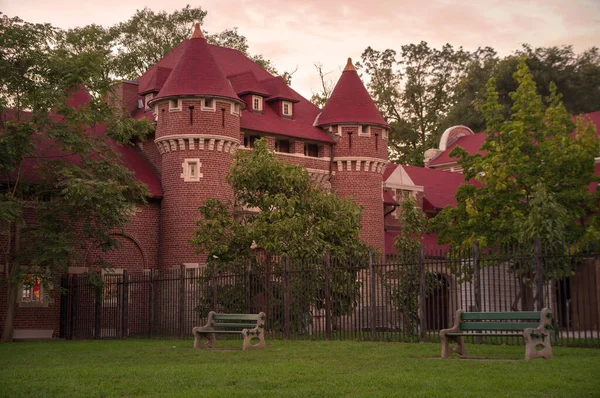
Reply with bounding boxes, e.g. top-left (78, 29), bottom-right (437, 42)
top-left (139, 66), bottom-right (171, 95)
top-left (402, 165), bottom-right (474, 210)
top-left (153, 25), bottom-right (240, 102)
top-left (228, 70), bottom-right (270, 96)
top-left (317, 58), bottom-right (388, 128)
top-left (260, 76), bottom-right (300, 103)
